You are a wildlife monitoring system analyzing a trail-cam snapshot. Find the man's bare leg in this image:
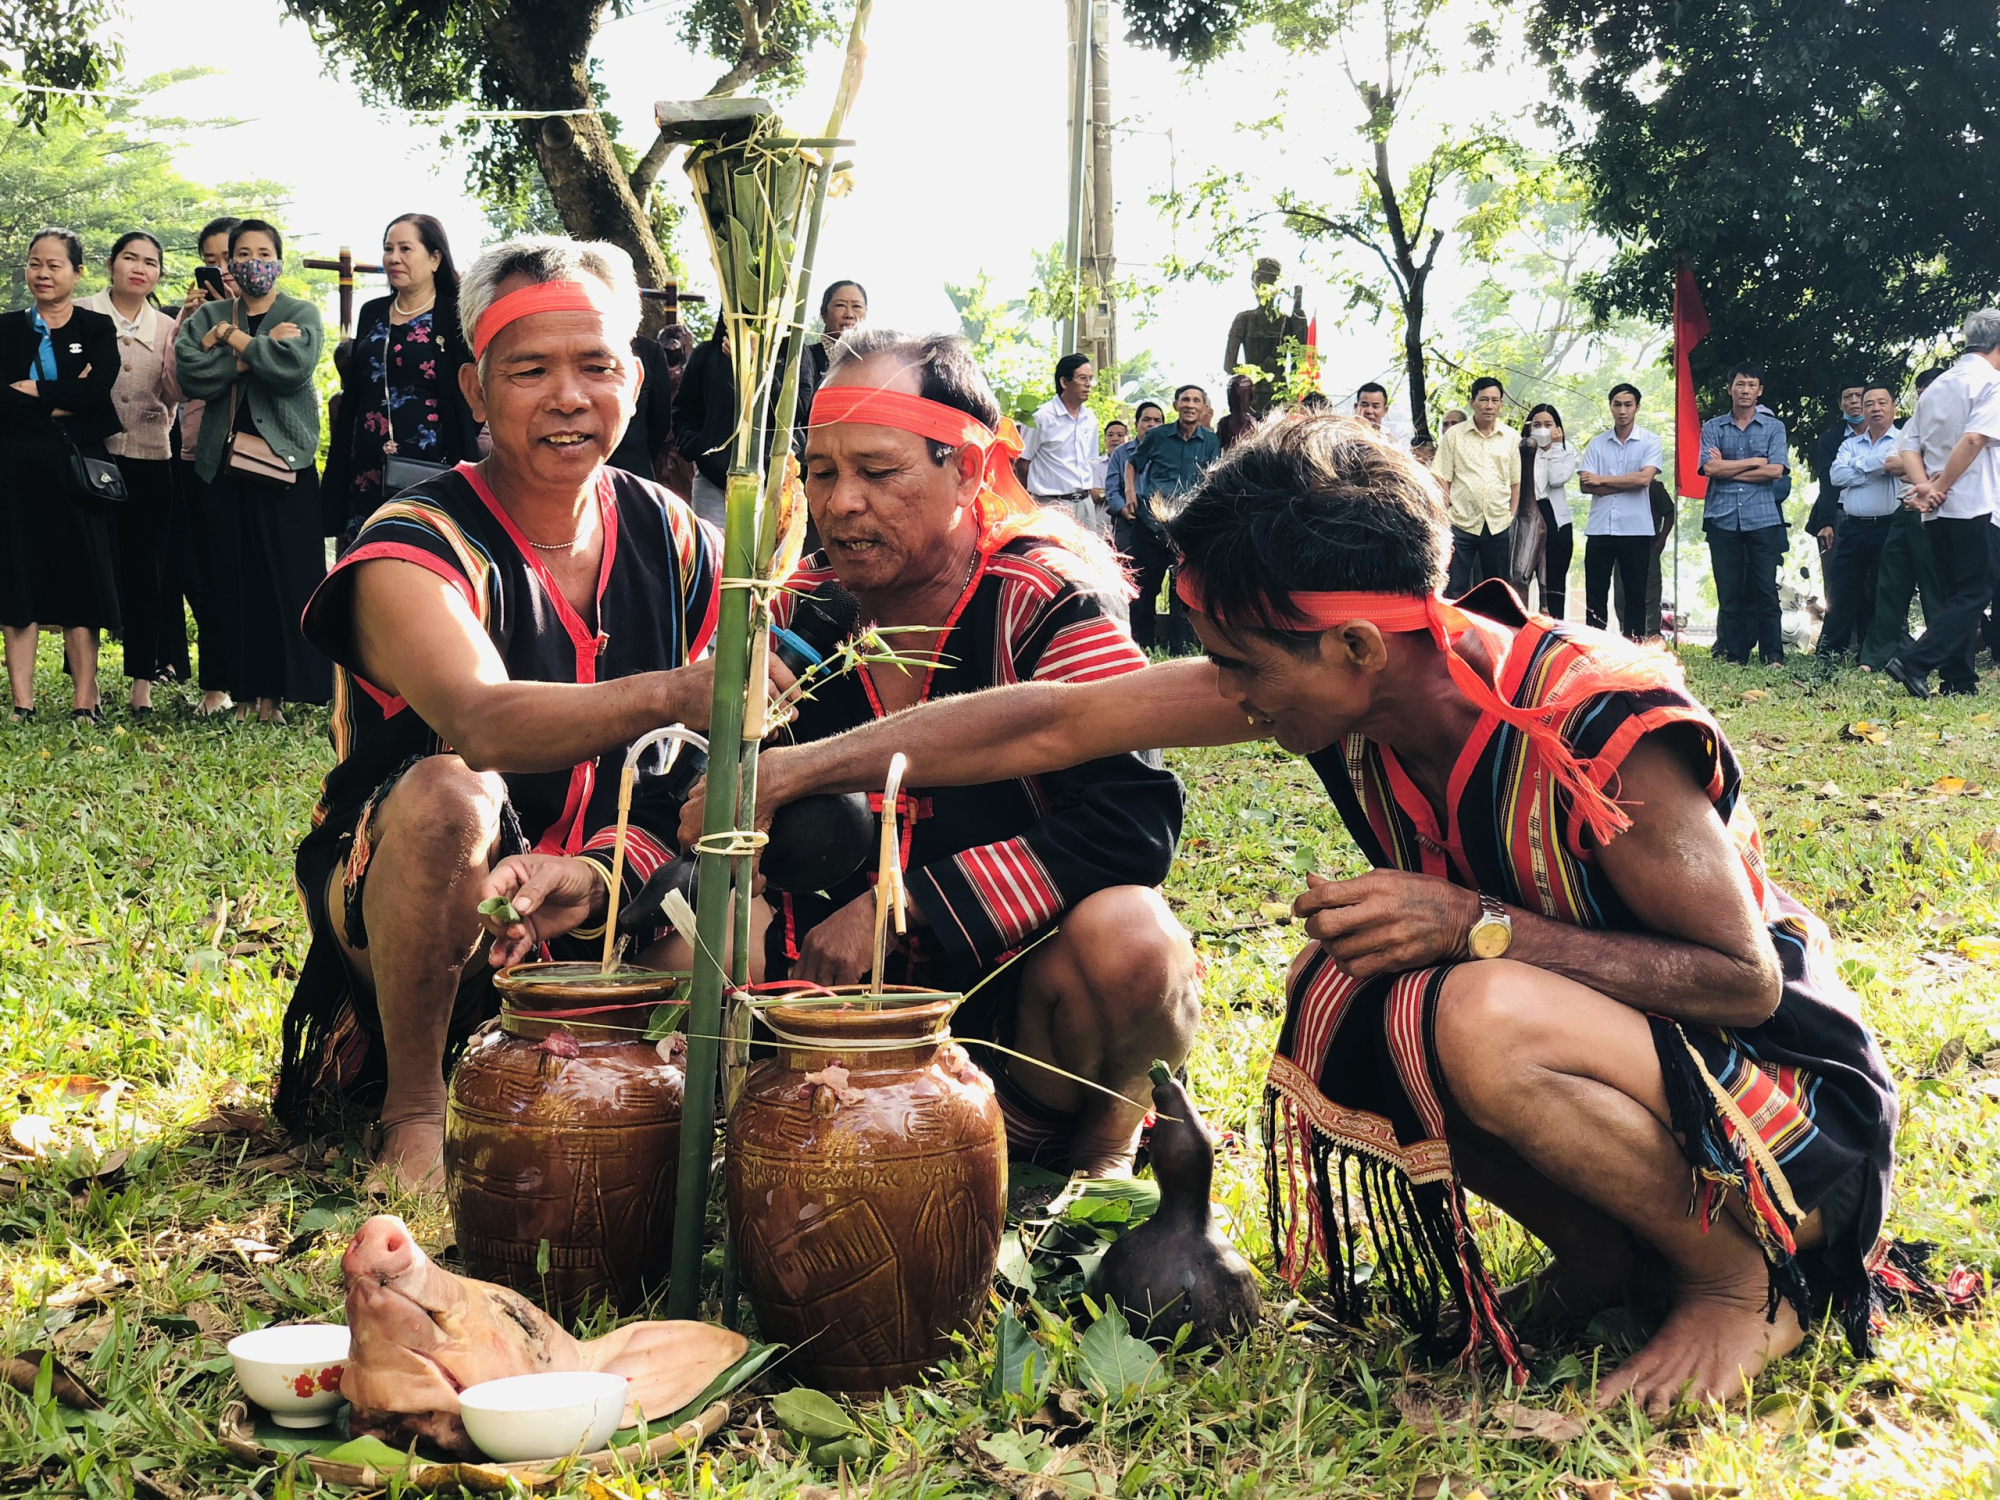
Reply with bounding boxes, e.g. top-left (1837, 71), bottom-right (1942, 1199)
top-left (1008, 886), bottom-right (1201, 1176)
top-left (325, 757), bottom-right (507, 1194)
top-left (1434, 958), bottom-right (1809, 1415)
